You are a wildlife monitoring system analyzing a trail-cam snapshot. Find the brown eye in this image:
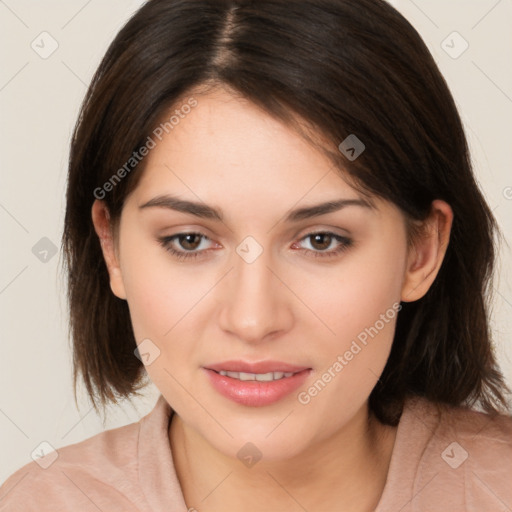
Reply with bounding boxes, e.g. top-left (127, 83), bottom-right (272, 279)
top-left (309, 233), bottom-right (333, 251)
top-left (158, 232), bottom-right (214, 261)
top-left (177, 233), bottom-right (202, 251)
top-left (292, 231), bottom-right (353, 259)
